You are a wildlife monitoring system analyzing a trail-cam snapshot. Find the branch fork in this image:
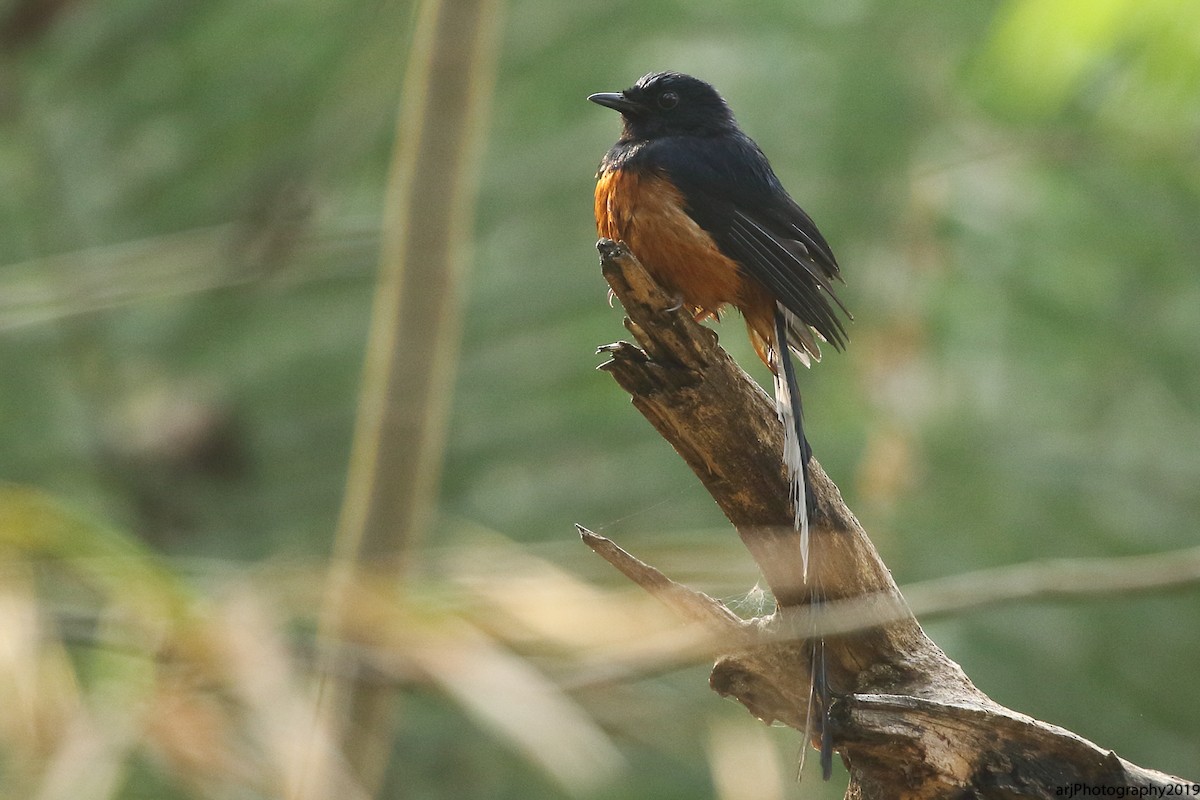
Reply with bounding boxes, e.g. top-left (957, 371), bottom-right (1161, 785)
top-left (582, 238), bottom-right (1192, 797)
